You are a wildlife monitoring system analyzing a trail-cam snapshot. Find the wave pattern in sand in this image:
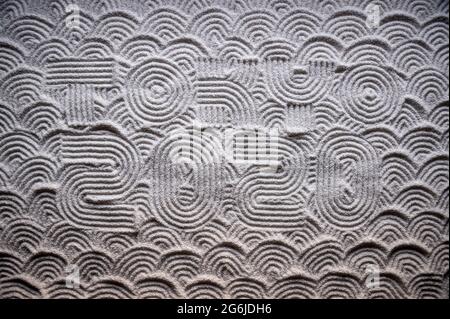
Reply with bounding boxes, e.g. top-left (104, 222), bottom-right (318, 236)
top-left (0, 0), bottom-right (449, 299)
